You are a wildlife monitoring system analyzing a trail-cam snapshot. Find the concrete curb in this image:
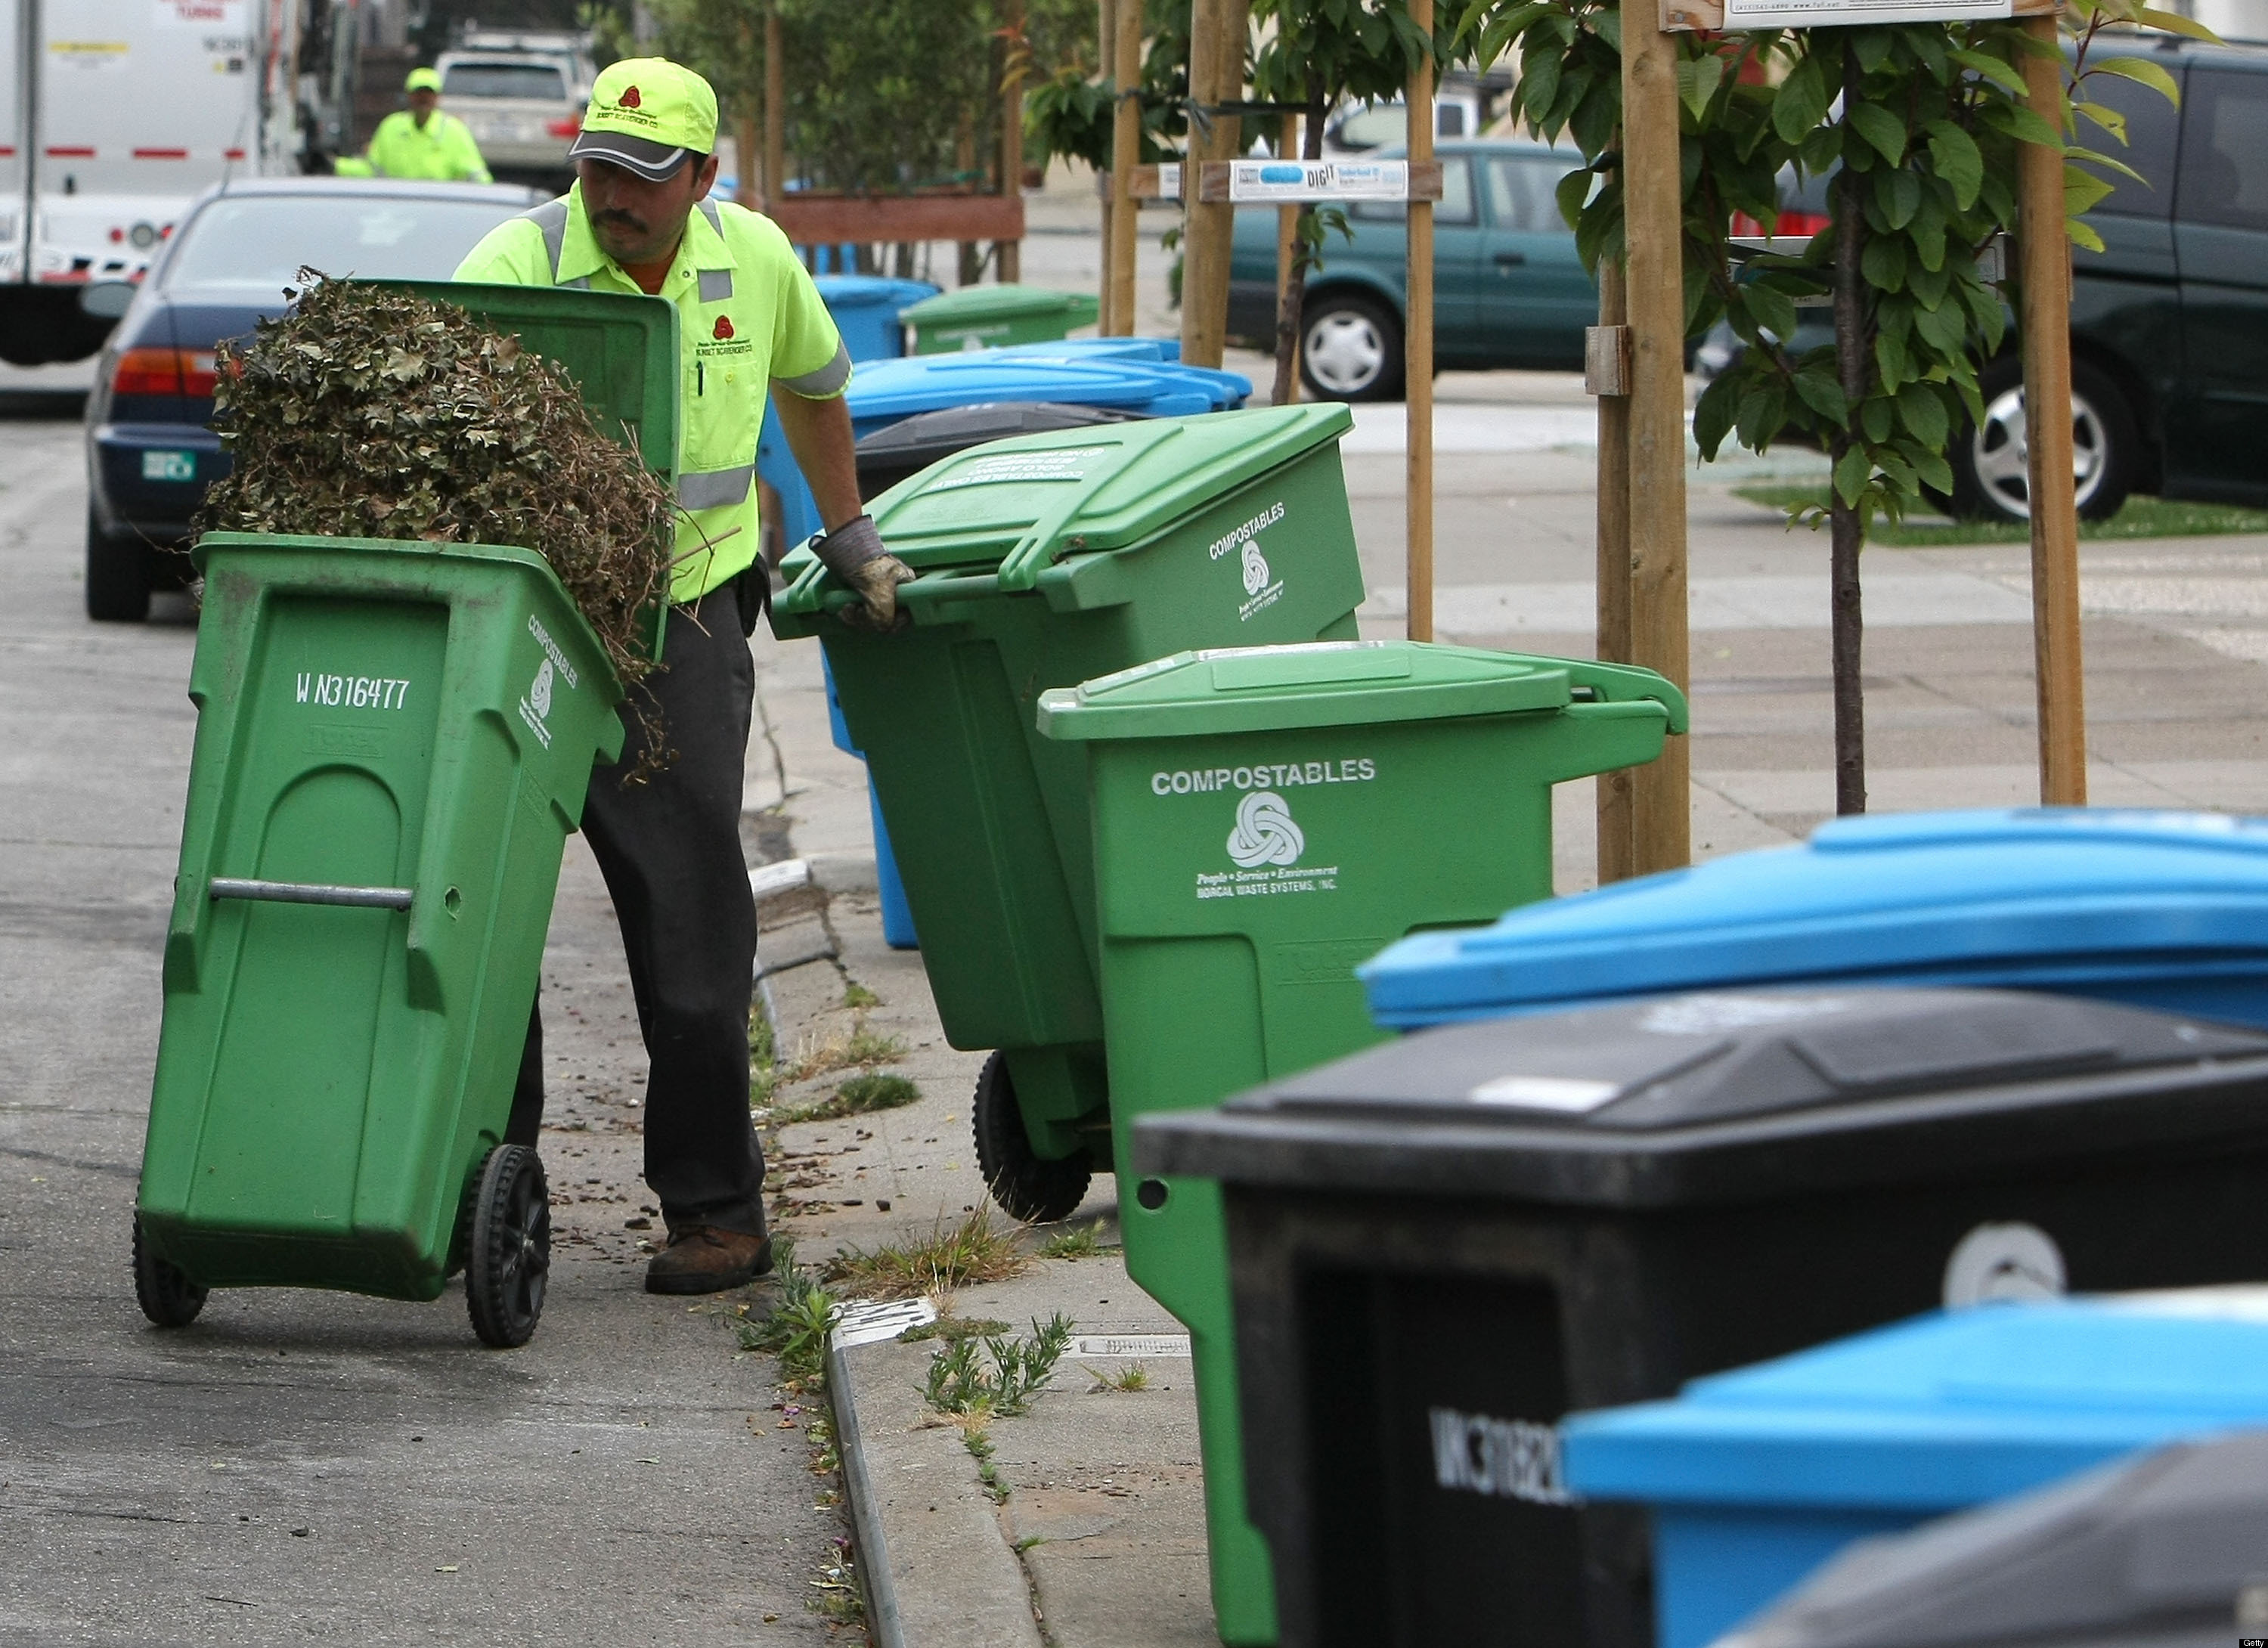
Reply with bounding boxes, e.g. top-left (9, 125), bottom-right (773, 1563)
top-left (828, 1315), bottom-right (1046, 1648)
